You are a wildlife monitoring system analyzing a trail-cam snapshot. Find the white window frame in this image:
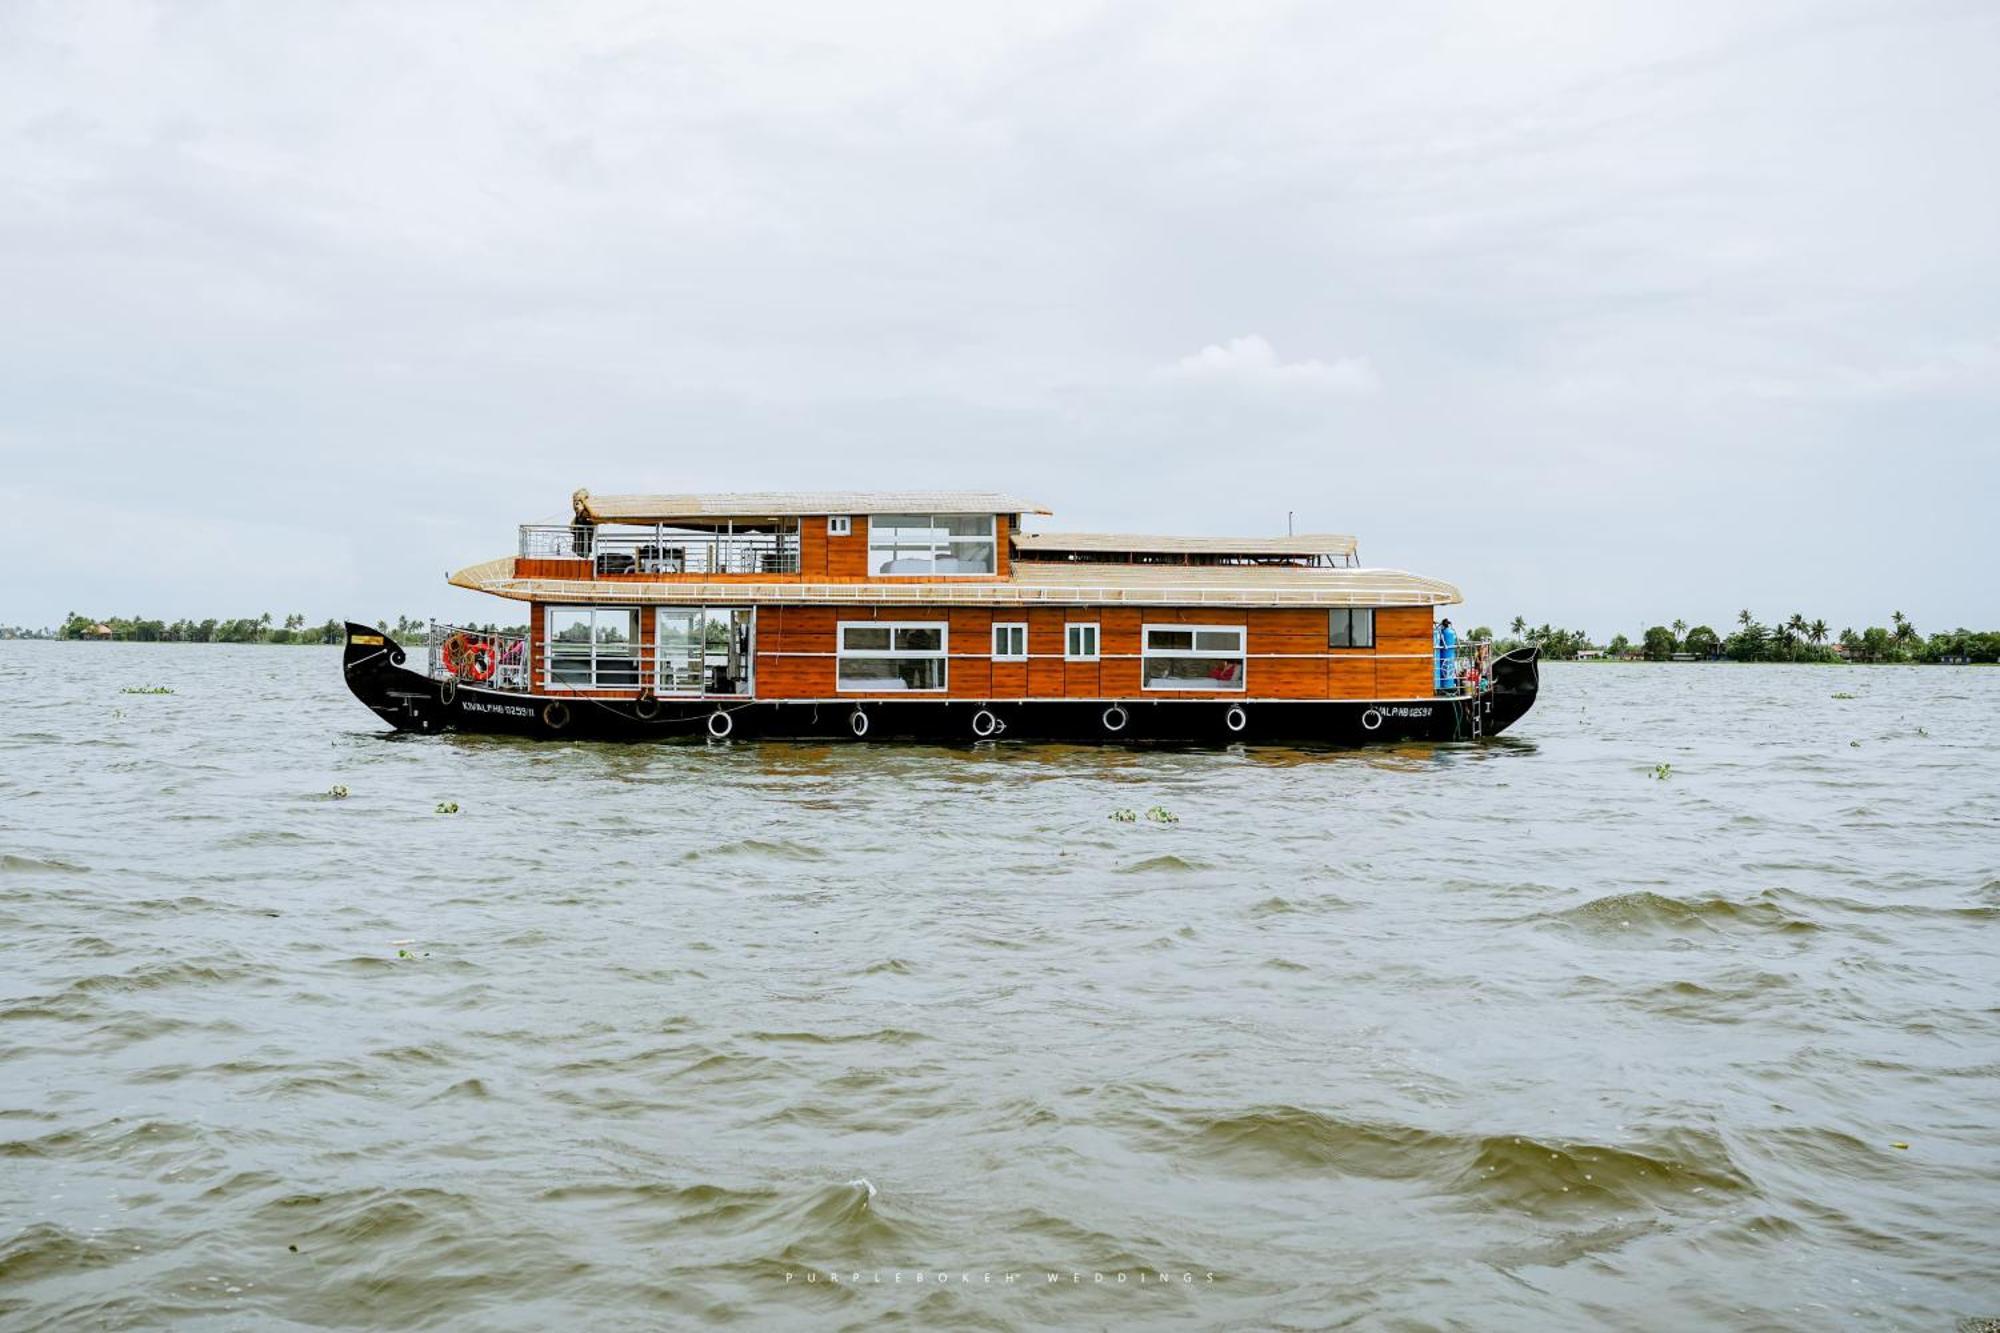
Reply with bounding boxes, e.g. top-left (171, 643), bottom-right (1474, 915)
top-left (544, 605), bottom-right (642, 692)
top-left (1141, 622), bottom-right (1247, 692)
top-left (866, 513), bottom-right (997, 577)
top-left (1064, 622), bottom-right (1100, 661)
top-left (827, 515), bottom-right (852, 536)
top-left (992, 622), bottom-right (1028, 660)
top-left (1329, 607), bottom-right (1375, 649)
top-left (836, 620), bottom-right (949, 693)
